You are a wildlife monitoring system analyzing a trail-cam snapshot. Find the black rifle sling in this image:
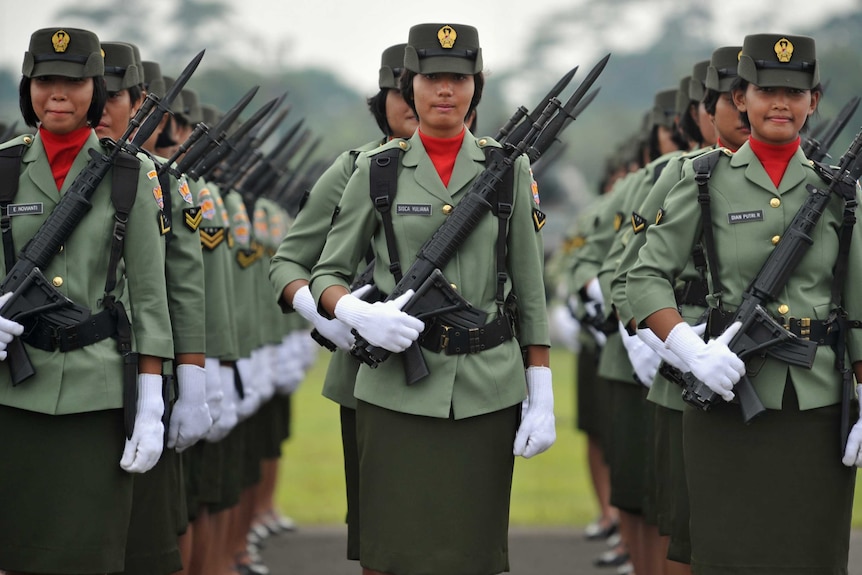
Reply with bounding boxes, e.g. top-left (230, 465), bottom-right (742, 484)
top-left (369, 147), bottom-right (404, 282)
top-left (487, 147), bottom-right (514, 308)
top-left (692, 151), bottom-right (725, 304)
top-left (0, 145), bottom-right (26, 272)
top-left (158, 169), bottom-right (173, 243)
